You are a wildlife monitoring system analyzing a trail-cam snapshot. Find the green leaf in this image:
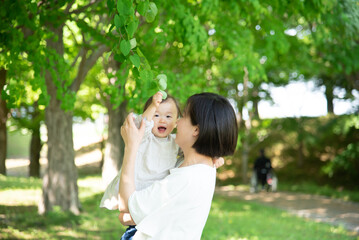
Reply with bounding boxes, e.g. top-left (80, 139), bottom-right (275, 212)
top-left (156, 74), bottom-right (167, 90)
top-left (114, 53), bottom-right (126, 63)
top-left (136, 47), bottom-right (145, 58)
top-left (126, 19), bottom-right (139, 38)
top-left (137, 0), bottom-right (149, 16)
top-left (117, 0), bottom-right (133, 16)
top-left (107, 0), bottom-right (115, 14)
top-left (145, 2), bottom-right (158, 23)
top-left (29, 2), bottom-right (37, 14)
top-left (130, 54), bottom-right (140, 68)
top-left (140, 69), bottom-right (153, 82)
top-left (136, 47), bottom-right (151, 70)
top-left (120, 39), bottom-right (131, 56)
top-left (130, 38), bottom-right (137, 49)
top-left (114, 14), bottom-right (126, 29)
top-left (159, 90), bottom-right (167, 99)
top-left (132, 67), bottom-right (140, 79)
top-left (114, 14), bottom-right (121, 29)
